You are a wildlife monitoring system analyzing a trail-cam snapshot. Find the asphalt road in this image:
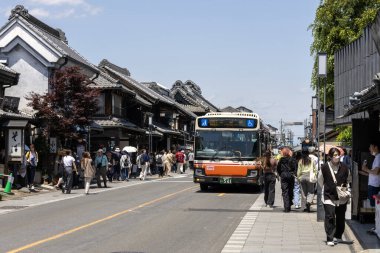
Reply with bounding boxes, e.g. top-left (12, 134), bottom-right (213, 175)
top-left (0, 175), bottom-right (259, 253)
